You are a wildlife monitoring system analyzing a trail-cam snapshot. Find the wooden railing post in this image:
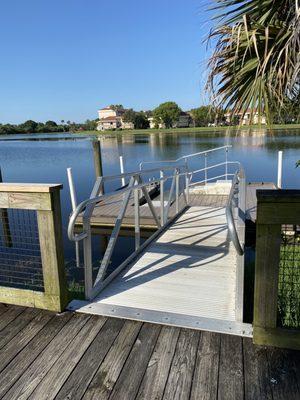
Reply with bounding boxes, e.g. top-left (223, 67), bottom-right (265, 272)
top-left (37, 186), bottom-right (68, 312)
top-left (254, 224), bottom-right (281, 329)
top-left (0, 183), bottom-right (68, 312)
top-left (253, 190), bottom-right (300, 350)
